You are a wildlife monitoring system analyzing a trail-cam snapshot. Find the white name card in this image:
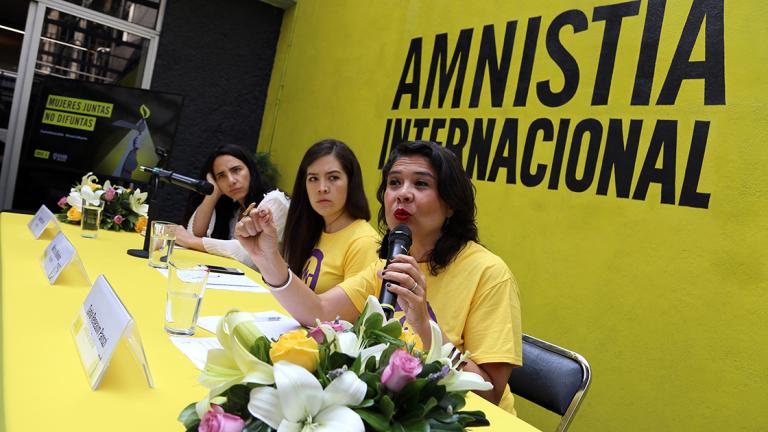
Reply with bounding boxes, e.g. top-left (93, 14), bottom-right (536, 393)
top-left (27, 205), bottom-right (59, 239)
top-left (42, 232), bottom-right (78, 284)
top-left (71, 275), bottom-right (153, 390)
